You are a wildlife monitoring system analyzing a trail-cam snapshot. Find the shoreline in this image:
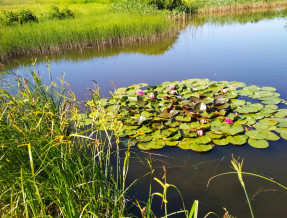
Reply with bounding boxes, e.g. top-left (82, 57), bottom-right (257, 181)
top-left (1, 1), bottom-right (287, 63)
